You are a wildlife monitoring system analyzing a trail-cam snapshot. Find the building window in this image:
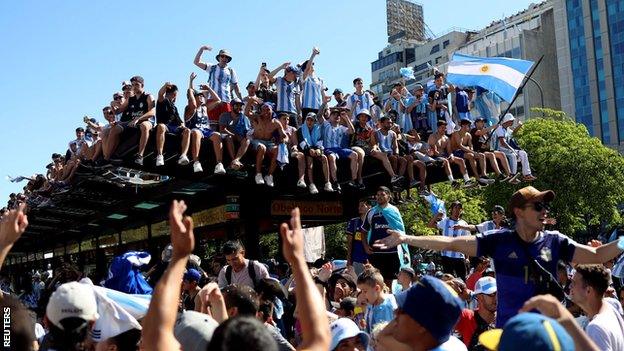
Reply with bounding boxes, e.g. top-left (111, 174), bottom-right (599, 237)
top-left (606, 0), bottom-right (624, 142)
top-left (405, 48), bottom-right (415, 64)
top-left (443, 40), bottom-right (450, 49)
top-left (430, 44), bottom-right (440, 55)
